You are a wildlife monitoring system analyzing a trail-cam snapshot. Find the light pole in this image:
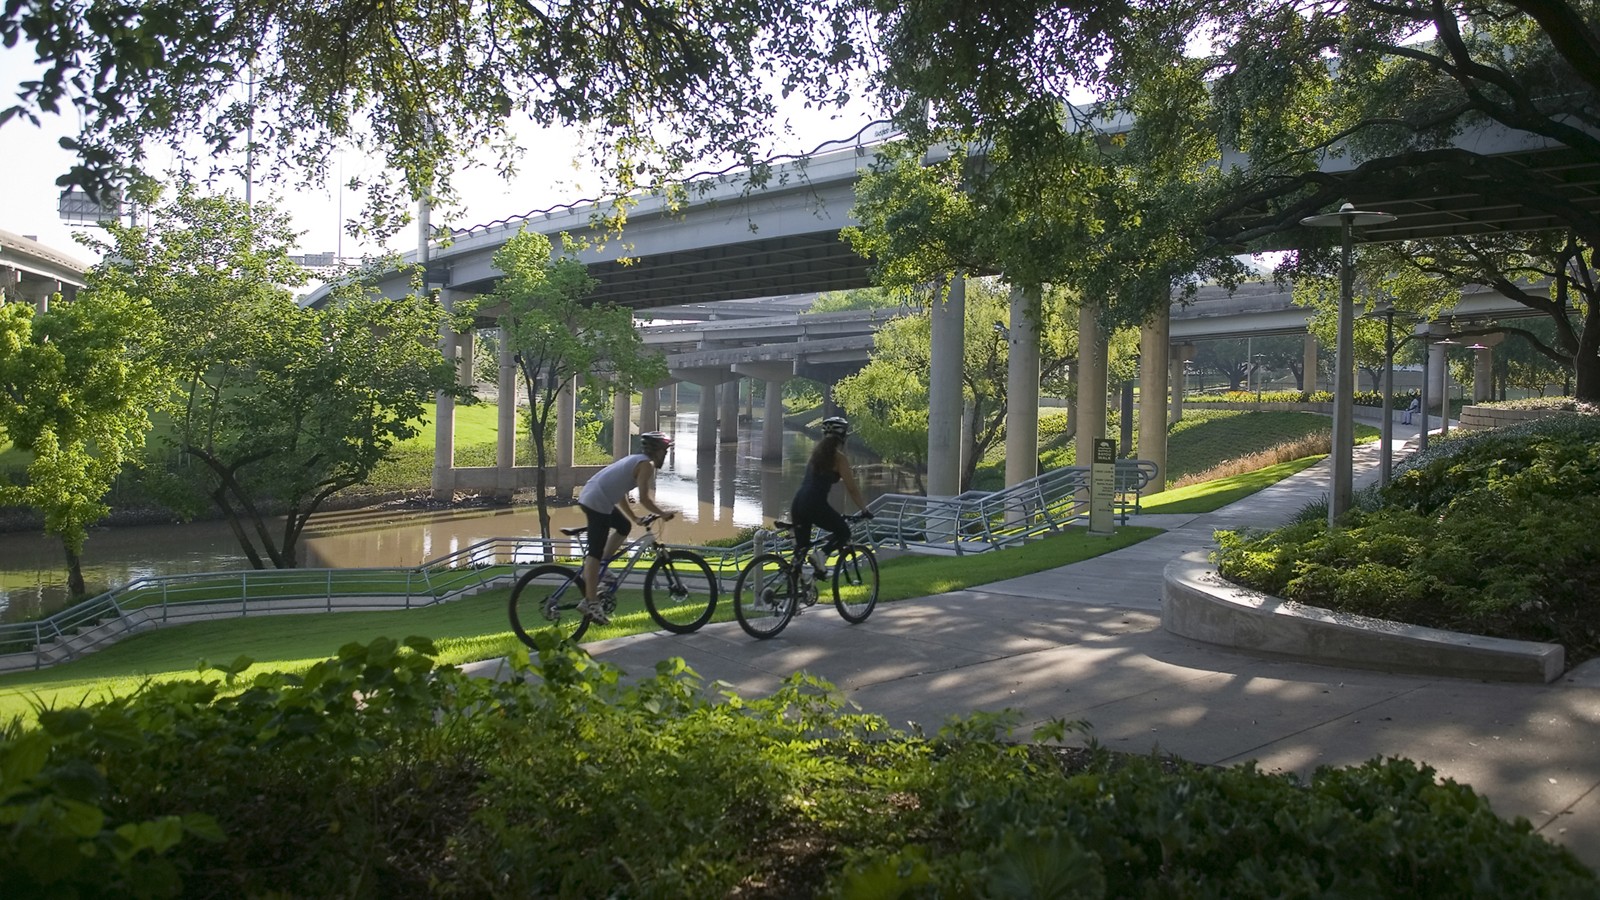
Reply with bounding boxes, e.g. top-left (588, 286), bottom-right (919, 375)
top-left (1436, 336), bottom-right (1459, 436)
top-left (1361, 301), bottom-right (1414, 487)
top-left (1416, 324), bottom-right (1435, 453)
top-left (1253, 353), bottom-right (1267, 405)
top-left (1301, 202), bottom-right (1395, 526)
top-left (1468, 342), bottom-right (1490, 405)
